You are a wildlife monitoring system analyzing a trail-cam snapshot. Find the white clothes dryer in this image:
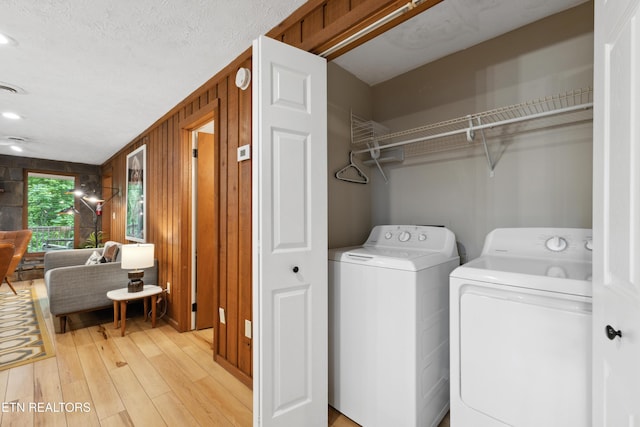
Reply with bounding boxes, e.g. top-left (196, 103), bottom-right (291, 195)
top-left (329, 225), bottom-right (459, 427)
top-left (450, 228), bottom-right (592, 427)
